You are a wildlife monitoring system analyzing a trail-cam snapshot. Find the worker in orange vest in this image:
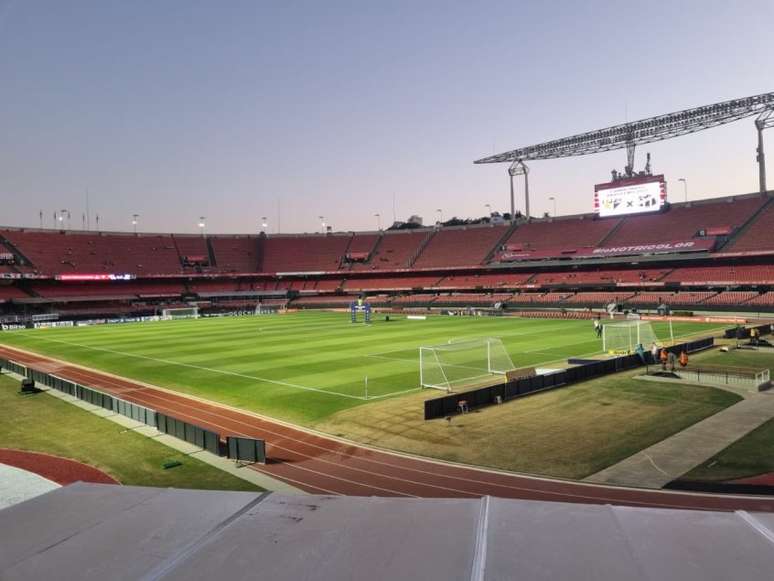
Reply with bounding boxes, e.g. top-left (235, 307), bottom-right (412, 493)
top-left (659, 348), bottom-right (669, 371)
top-left (679, 351), bottom-right (688, 368)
